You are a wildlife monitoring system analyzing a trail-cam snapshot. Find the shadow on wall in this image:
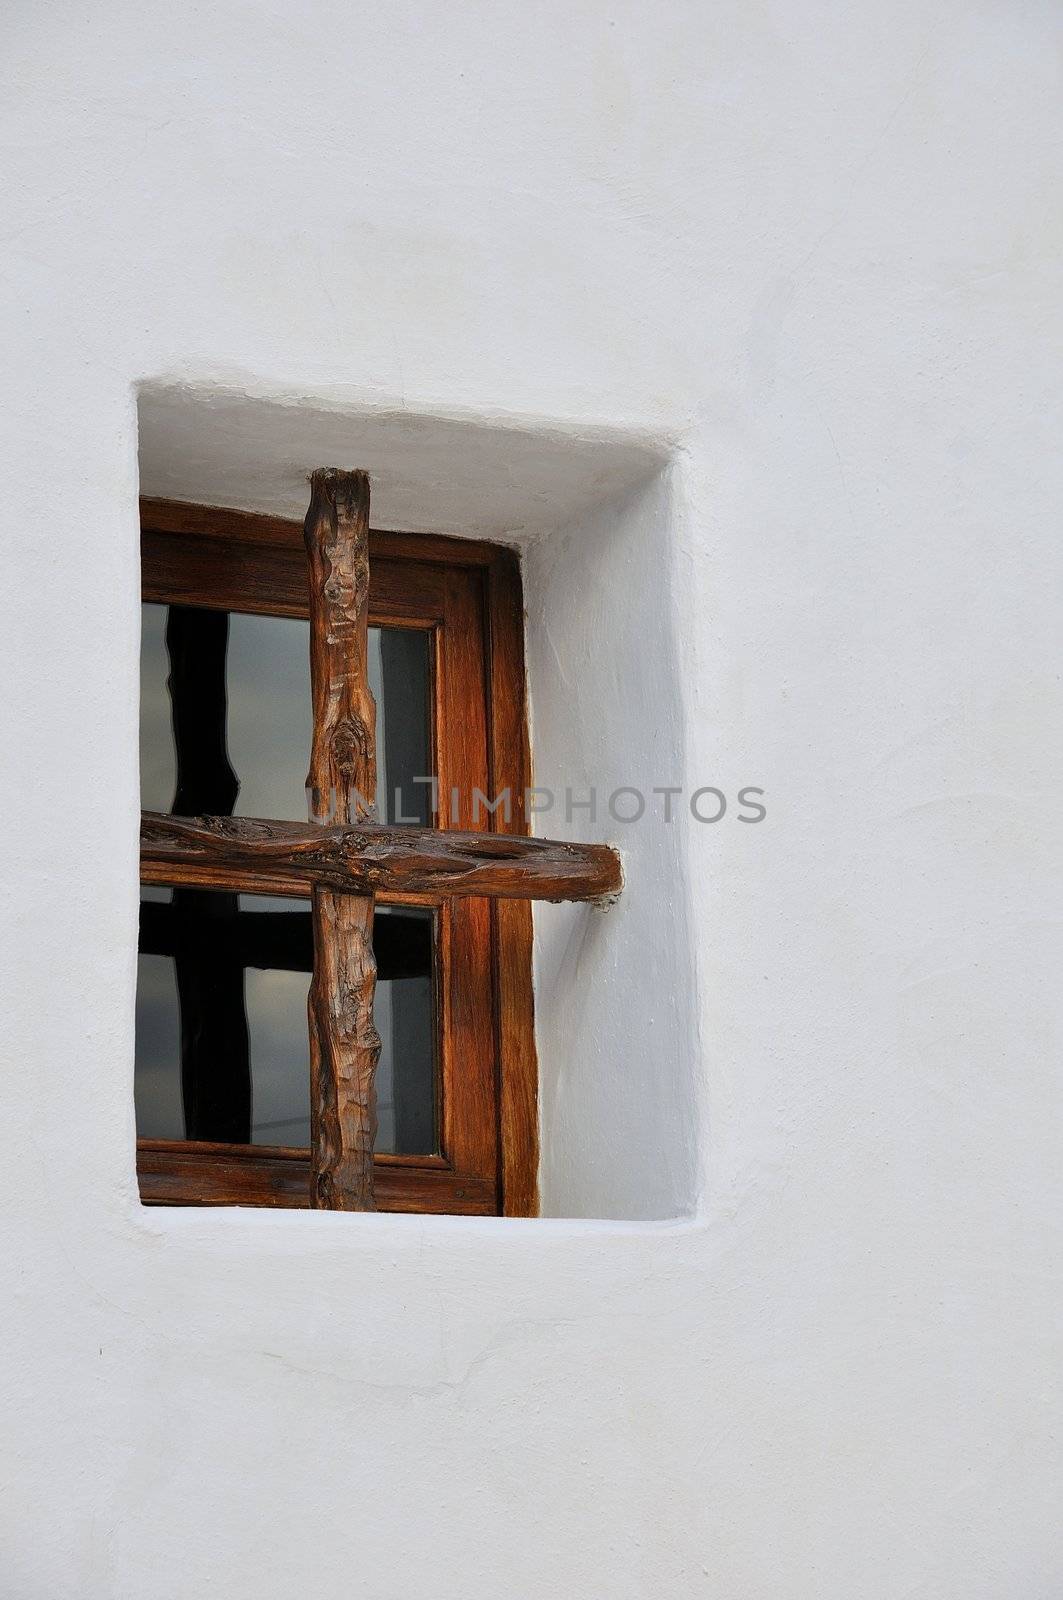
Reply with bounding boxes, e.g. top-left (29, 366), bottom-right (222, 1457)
top-left (524, 465), bottom-right (700, 1221)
